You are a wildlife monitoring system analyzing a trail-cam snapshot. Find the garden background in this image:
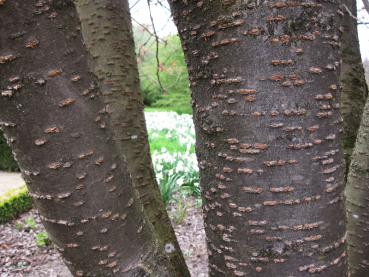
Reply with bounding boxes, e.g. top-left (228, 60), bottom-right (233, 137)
top-left (1, 1), bottom-right (369, 275)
